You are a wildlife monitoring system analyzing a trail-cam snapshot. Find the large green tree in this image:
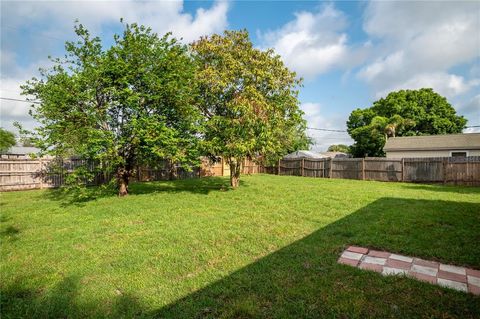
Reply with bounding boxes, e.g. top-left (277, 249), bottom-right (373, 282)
top-left (192, 30), bottom-right (307, 187)
top-left (22, 22), bottom-right (200, 196)
top-left (347, 88), bottom-right (467, 157)
top-left (0, 128), bottom-right (16, 152)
